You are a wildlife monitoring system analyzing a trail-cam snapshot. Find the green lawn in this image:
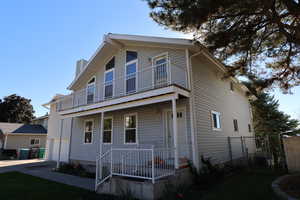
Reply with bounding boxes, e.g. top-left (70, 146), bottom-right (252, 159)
top-left (0, 172), bottom-right (113, 200)
top-left (186, 169), bottom-right (283, 200)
